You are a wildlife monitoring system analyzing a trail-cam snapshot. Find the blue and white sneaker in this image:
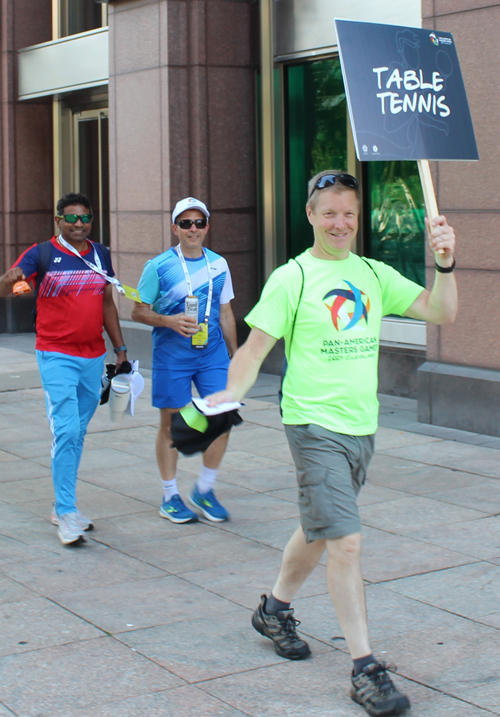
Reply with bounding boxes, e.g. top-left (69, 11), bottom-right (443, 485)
top-left (159, 494), bottom-right (199, 524)
top-left (189, 486), bottom-right (229, 522)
